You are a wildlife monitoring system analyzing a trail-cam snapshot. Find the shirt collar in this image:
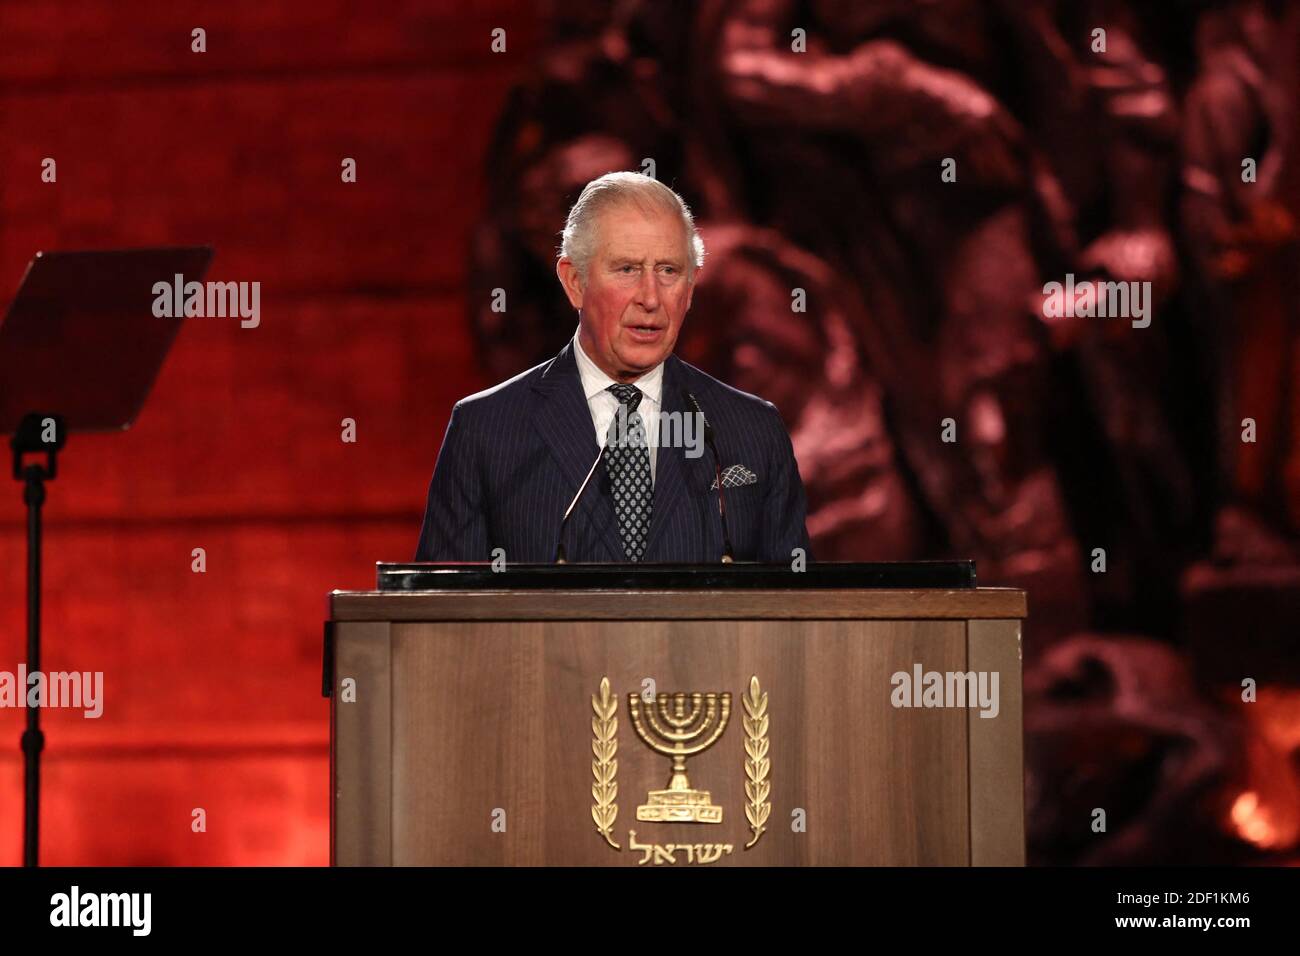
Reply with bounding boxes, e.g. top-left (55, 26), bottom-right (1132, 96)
top-left (572, 330), bottom-right (663, 406)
